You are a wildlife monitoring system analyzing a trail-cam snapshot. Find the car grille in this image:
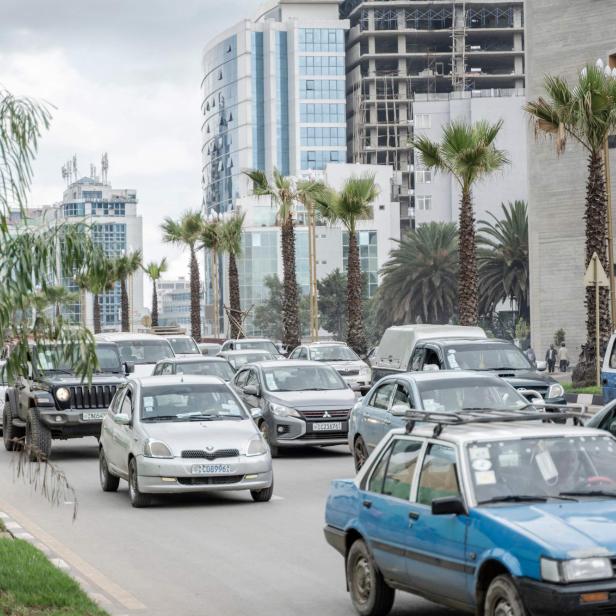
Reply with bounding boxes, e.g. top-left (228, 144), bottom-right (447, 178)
top-left (177, 475), bottom-right (244, 486)
top-left (300, 432), bottom-right (347, 441)
top-left (181, 449), bottom-right (239, 460)
top-left (514, 385), bottom-right (549, 399)
top-left (589, 607), bottom-right (616, 616)
top-left (337, 369), bottom-right (359, 376)
top-left (299, 409), bottom-right (350, 420)
top-left (67, 385), bottom-right (117, 409)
